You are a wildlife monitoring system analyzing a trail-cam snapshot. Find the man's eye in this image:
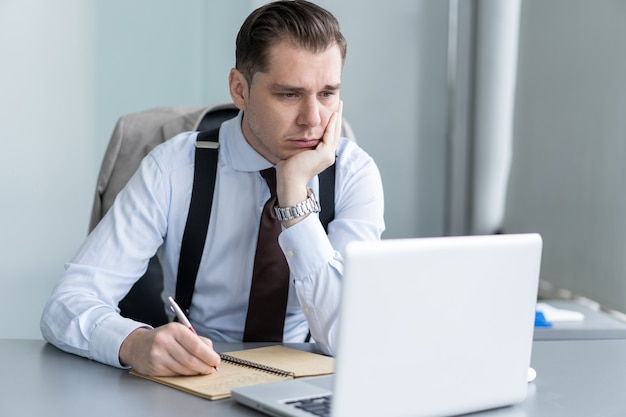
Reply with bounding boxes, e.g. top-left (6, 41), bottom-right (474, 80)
top-left (282, 92), bottom-right (298, 99)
